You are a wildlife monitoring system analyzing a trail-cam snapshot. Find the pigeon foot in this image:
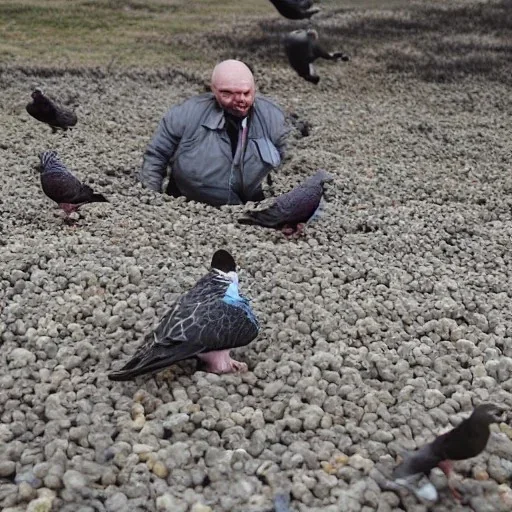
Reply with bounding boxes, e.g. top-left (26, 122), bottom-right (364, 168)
top-left (59, 203), bottom-right (81, 216)
top-left (448, 484), bottom-right (463, 502)
top-left (438, 460), bottom-right (462, 501)
top-left (282, 223), bottom-right (306, 238)
top-left (198, 350), bottom-right (248, 374)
